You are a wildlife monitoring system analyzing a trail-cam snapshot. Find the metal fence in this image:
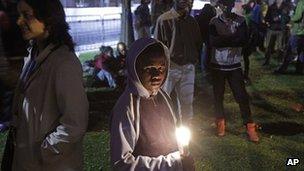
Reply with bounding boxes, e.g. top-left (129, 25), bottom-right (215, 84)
top-left (67, 14), bottom-right (121, 52)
